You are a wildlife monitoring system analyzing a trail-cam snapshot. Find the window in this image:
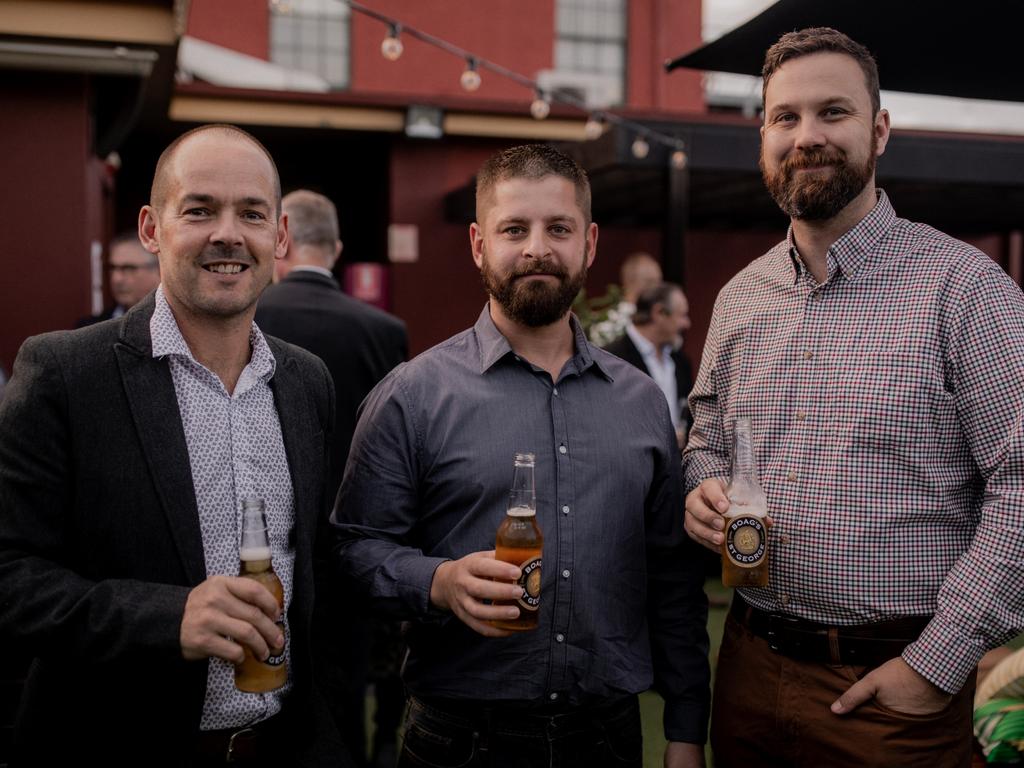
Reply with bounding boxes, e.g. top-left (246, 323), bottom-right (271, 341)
top-left (555, 0), bottom-right (627, 87)
top-left (270, 0), bottom-right (349, 89)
